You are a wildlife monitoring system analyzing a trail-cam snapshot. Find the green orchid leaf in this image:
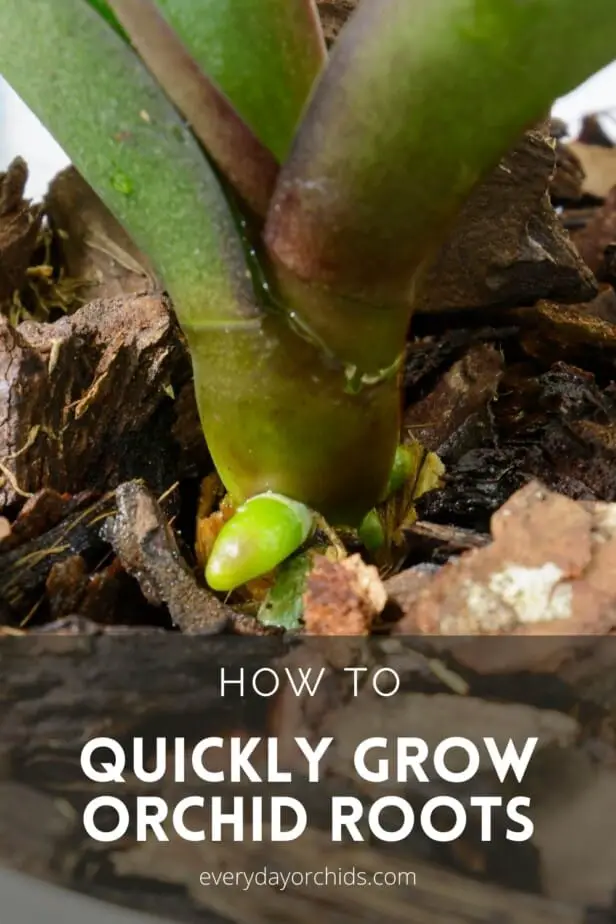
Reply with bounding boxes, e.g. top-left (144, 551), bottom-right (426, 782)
top-left (106, 0), bottom-right (278, 216)
top-left (151, 0), bottom-right (327, 161)
top-left (265, 0), bottom-right (616, 314)
top-left (0, 0), bottom-right (256, 335)
top-left (85, 0), bottom-right (127, 37)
